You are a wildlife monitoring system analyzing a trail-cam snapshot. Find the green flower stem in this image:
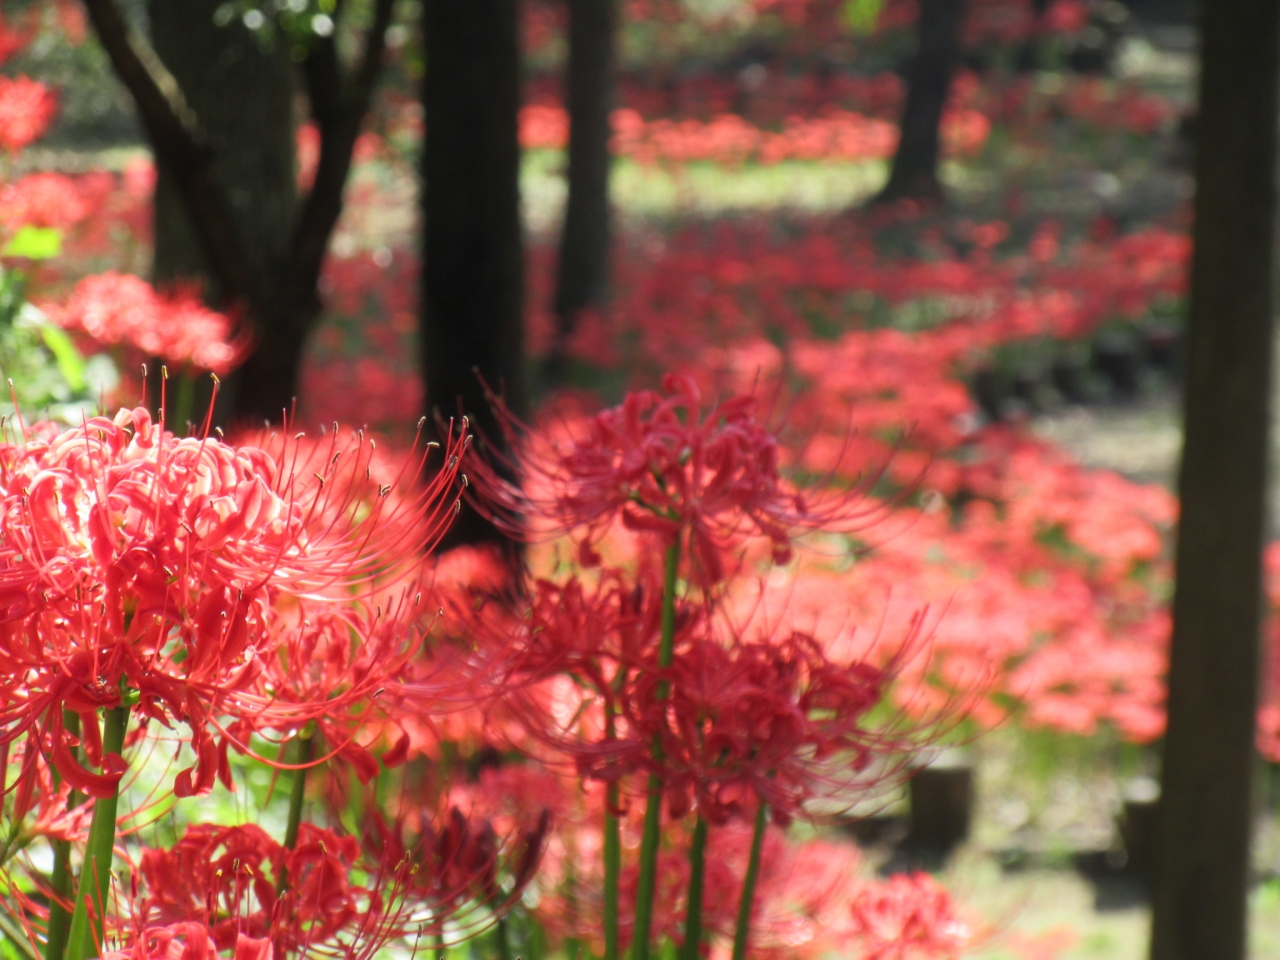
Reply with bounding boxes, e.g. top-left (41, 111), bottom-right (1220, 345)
top-left (495, 916), bottom-right (512, 960)
top-left (631, 536), bottom-right (682, 960)
top-left (45, 711), bottom-right (82, 960)
top-left (680, 813), bottom-right (709, 960)
top-left (276, 733), bottom-right (315, 895)
top-left (64, 705), bottom-right (128, 960)
top-left (604, 740), bottom-right (621, 960)
top-left (171, 373), bottom-right (196, 435)
top-left (730, 803), bottom-right (768, 960)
